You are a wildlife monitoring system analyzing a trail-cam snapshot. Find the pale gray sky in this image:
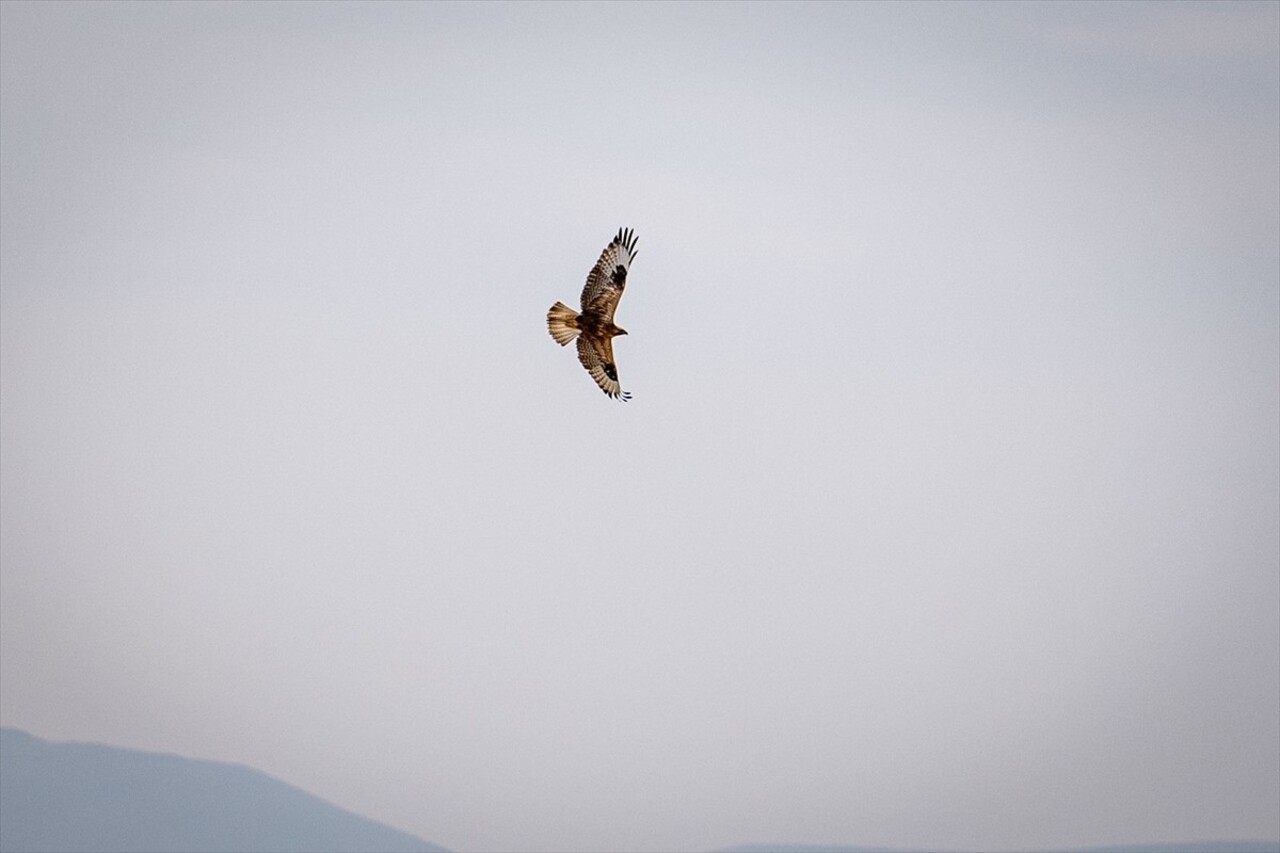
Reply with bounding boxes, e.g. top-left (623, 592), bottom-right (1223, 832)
top-left (1, 2), bottom-right (1277, 852)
